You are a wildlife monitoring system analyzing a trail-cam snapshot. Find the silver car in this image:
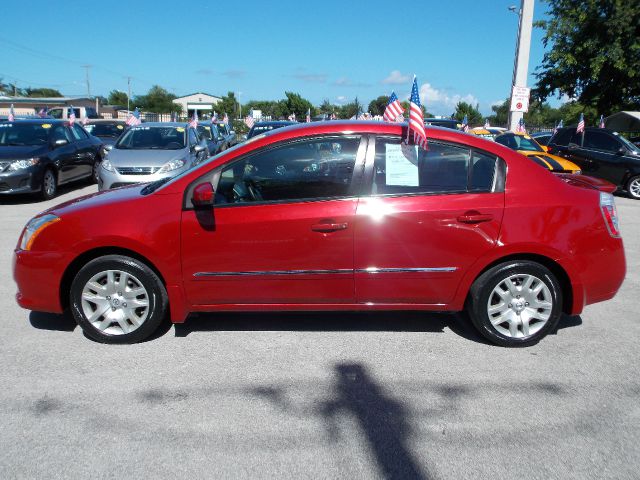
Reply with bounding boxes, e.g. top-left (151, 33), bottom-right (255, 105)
top-left (98, 122), bottom-right (208, 190)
